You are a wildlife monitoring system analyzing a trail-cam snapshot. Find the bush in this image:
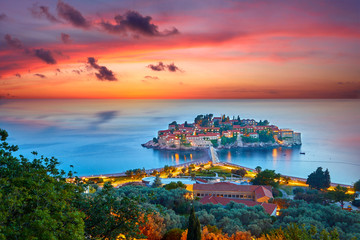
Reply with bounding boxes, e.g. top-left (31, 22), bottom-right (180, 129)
top-left (162, 228), bottom-right (184, 240)
top-left (293, 187), bottom-right (305, 195)
top-left (272, 188), bottom-right (282, 198)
